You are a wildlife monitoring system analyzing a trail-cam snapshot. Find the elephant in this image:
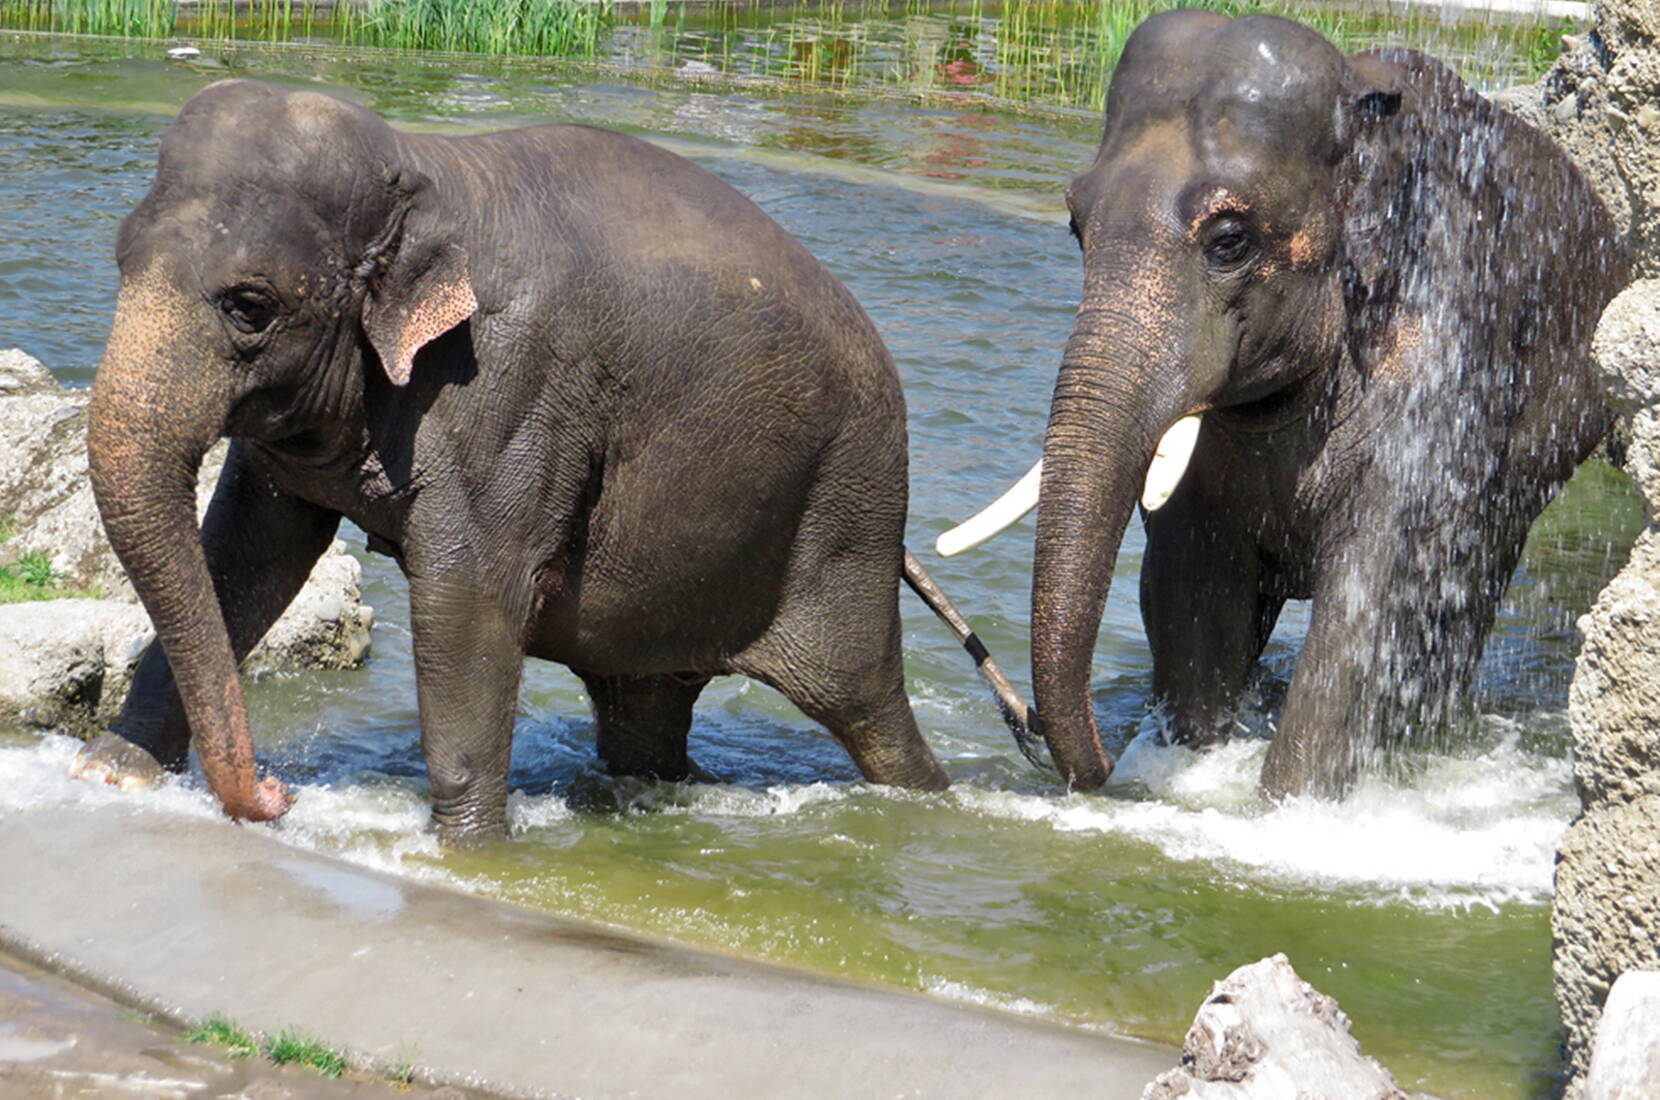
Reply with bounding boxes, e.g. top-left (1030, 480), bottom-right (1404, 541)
top-left (72, 79), bottom-right (1034, 841)
top-left (940, 13), bottom-right (1626, 798)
